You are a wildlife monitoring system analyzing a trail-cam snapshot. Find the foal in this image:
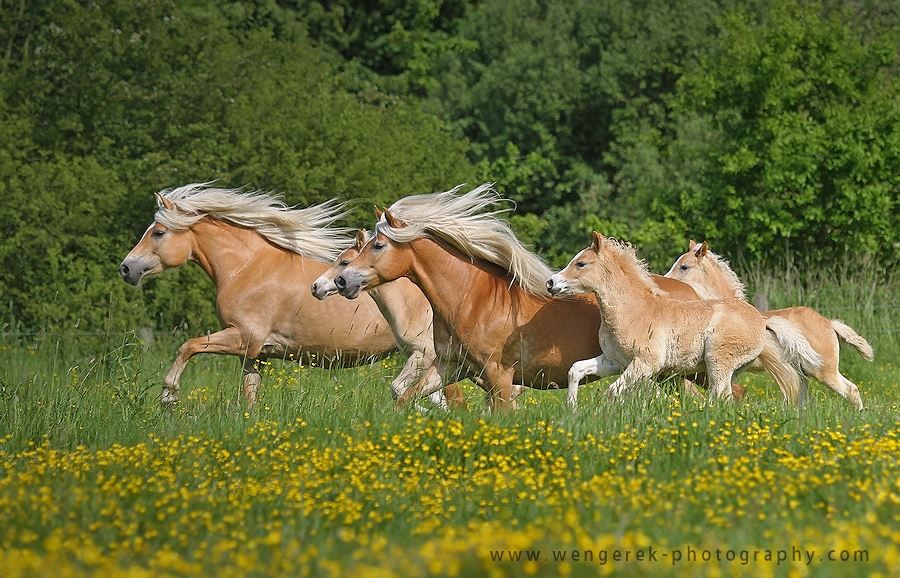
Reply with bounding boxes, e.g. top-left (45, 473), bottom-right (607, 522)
top-left (548, 233), bottom-right (821, 406)
top-left (665, 240), bottom-right (871, 409)
top-left (311, 229), bottom-right (465, 409)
